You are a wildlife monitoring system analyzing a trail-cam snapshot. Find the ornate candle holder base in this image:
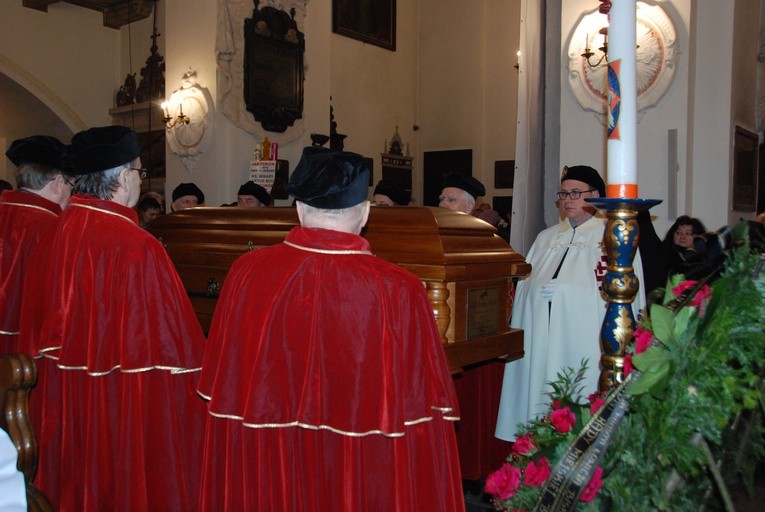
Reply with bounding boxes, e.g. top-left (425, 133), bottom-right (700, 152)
top-left (587, 198), bottom-right (662, 391)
